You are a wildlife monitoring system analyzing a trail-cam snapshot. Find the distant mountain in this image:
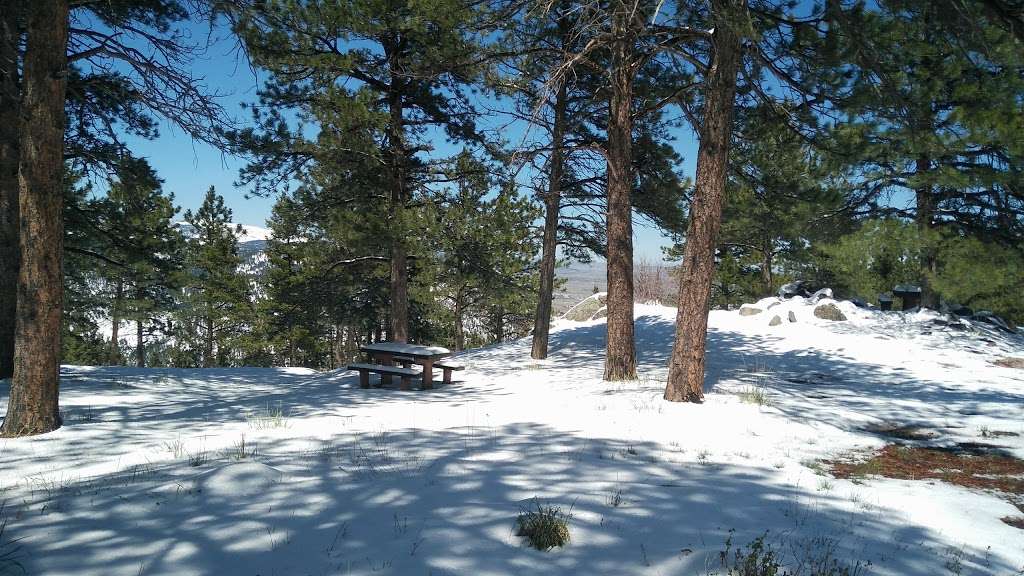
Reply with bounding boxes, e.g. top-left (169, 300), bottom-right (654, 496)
top-left (173, 221), bottom-right (271, 281)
